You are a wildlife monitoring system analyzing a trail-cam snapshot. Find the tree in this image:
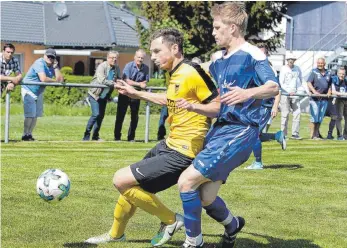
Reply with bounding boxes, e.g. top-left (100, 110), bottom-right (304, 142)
top-left (138, 1), bottom-right (287, 59)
